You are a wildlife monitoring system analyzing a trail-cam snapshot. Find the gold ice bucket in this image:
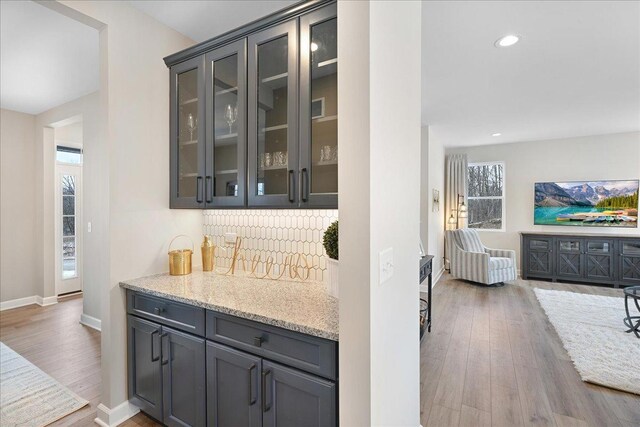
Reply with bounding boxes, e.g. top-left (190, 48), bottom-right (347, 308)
top-left (168, 235), bottom-right (193, 276)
